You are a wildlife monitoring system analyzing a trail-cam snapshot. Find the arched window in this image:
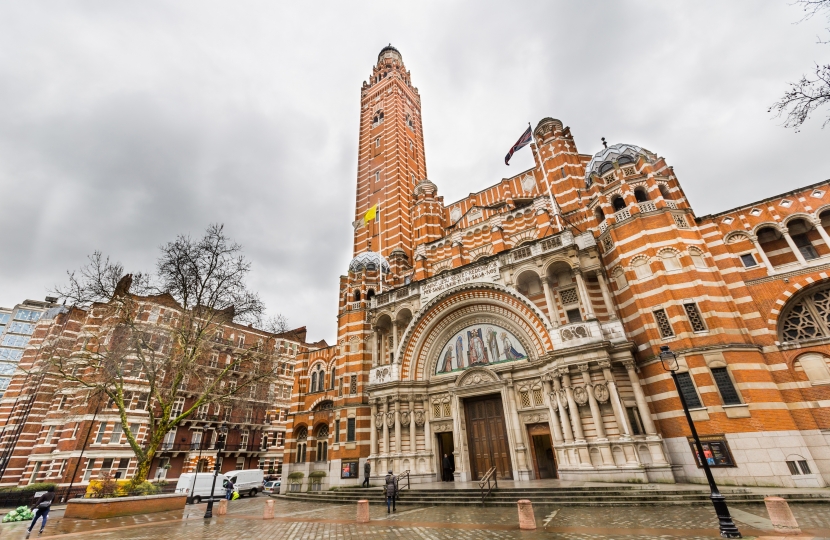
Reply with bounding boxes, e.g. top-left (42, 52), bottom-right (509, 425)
top-left (634, 187), bottom-right (648, 203)
top-left (611, 196), bottom-right (626, 212)
top-left (612, 267), bottom-right (628, 290)
top-left (660, 250), bottom-right (682, 272)
top-left (658, 184), bottom-right (671, 200)
top-left (330, 366), bottom-right (336, 390)
top-left (631, 258), bottom-right (652, 279)
top-left (310, 372), bottom-right (318, 393)
top-left (689, 249), bottom-right (707, 269)
top-left (594, 207), bottom-right (605, 223)
top-left (796, 353), bottom-right (830, 384)
top-left (779, 283), bottom-right (830, 342)
top-left (354, 290), bottom-right (361, 302)
top-left (366, 289), bottom-right (375, 300)
top-left (295, 427), bottom-right (308, 463)
top-left (315, 424), bottom-right (329, 461)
